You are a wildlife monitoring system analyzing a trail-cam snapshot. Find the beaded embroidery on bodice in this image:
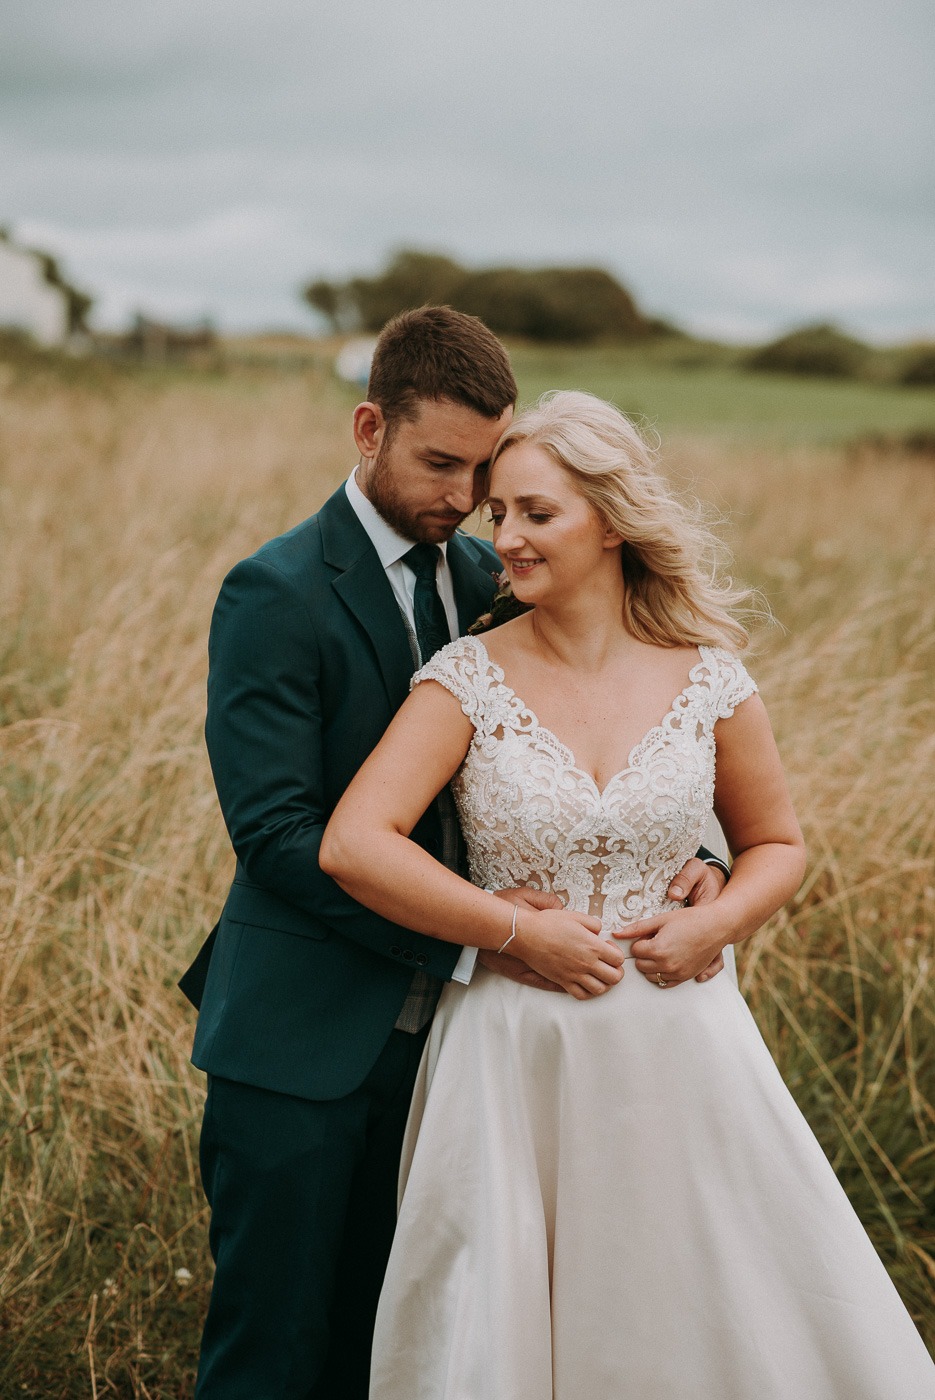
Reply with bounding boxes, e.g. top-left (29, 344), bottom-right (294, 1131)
top-left (414, 635), bottom-right (757, 931)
